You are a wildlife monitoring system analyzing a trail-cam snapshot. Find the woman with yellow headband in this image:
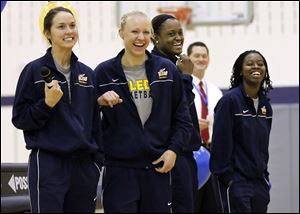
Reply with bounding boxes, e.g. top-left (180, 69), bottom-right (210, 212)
top-left (12, 3), bottom-right (103, 213)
